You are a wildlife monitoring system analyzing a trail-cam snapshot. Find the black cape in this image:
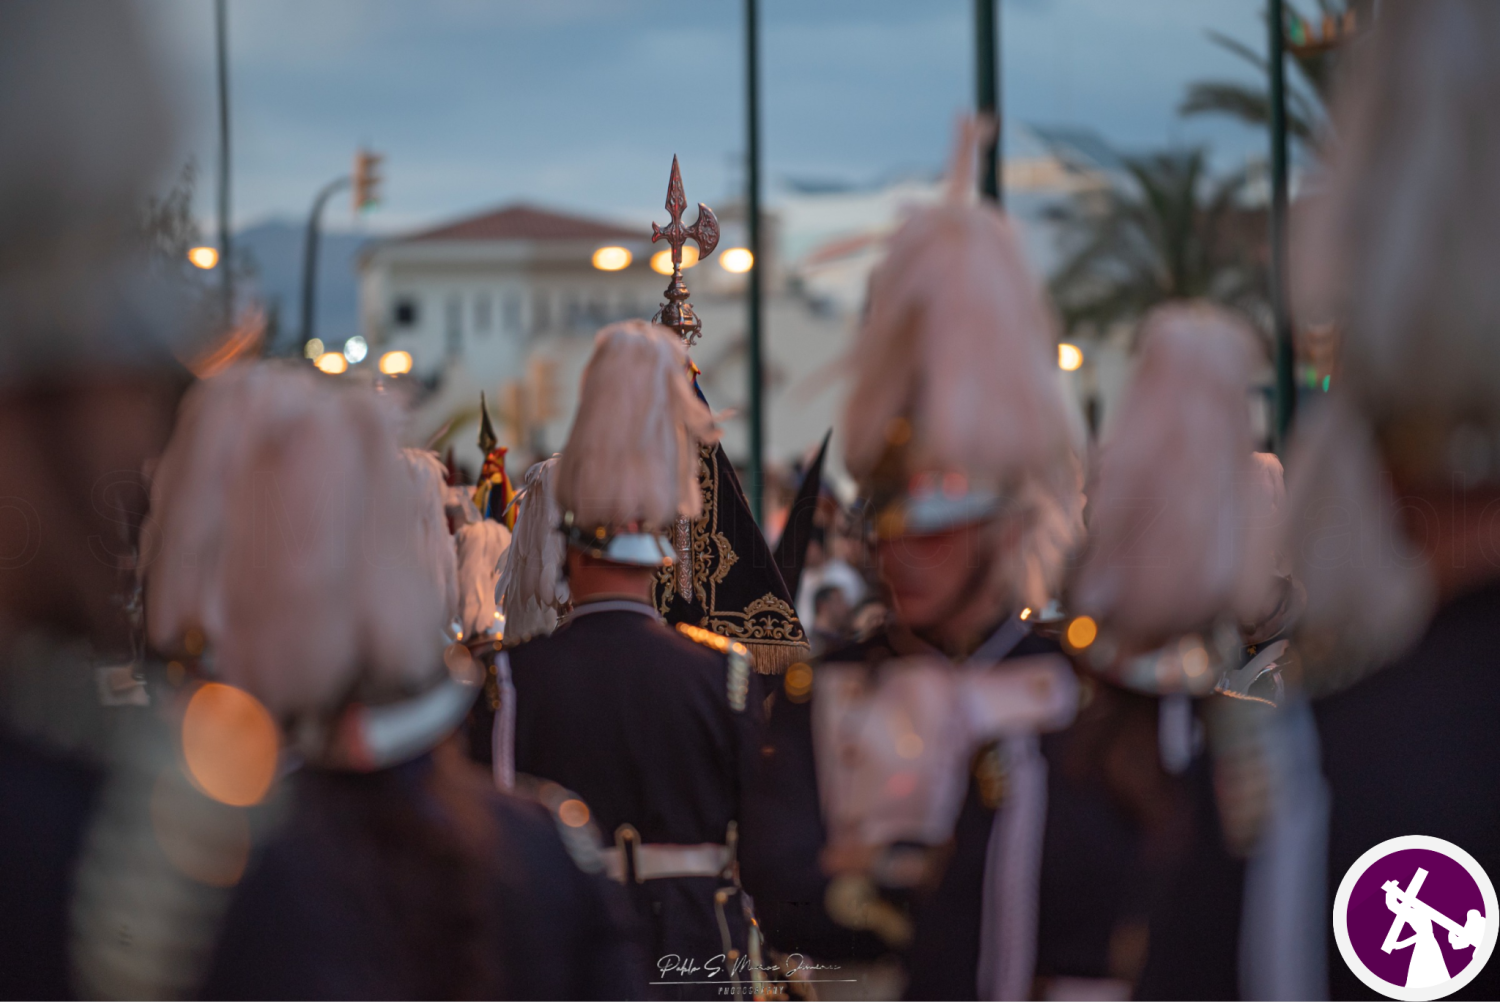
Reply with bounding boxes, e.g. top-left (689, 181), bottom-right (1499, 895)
top-left (509, 603), bottom-right (763, 1000)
